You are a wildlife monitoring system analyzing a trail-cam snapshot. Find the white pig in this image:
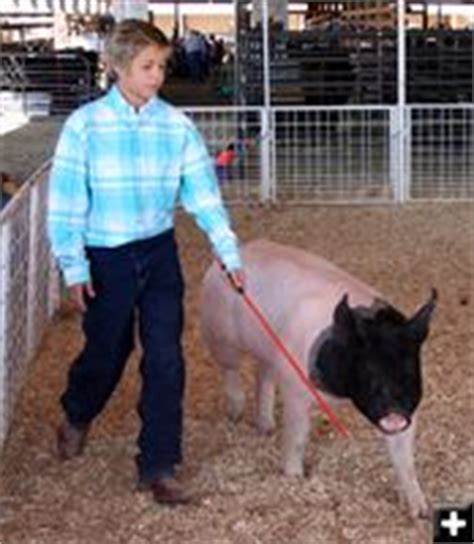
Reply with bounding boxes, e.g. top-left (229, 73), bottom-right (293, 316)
top-left (200, 239), bottom-right (436, 519)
